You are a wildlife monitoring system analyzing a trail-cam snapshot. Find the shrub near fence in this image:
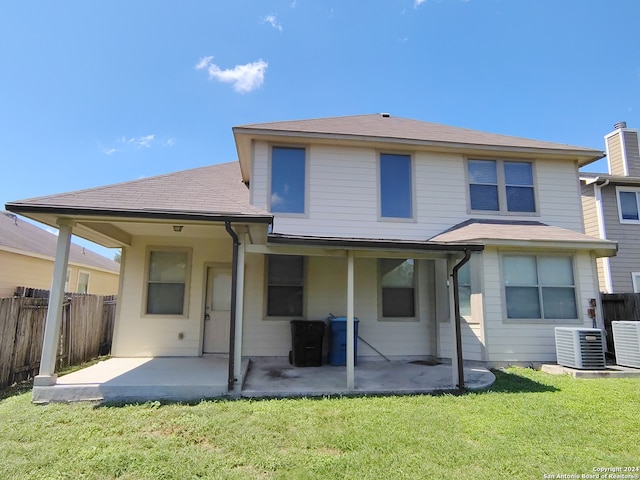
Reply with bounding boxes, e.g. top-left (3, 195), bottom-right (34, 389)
top-left (0, 293), bottom-right (116, 389)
